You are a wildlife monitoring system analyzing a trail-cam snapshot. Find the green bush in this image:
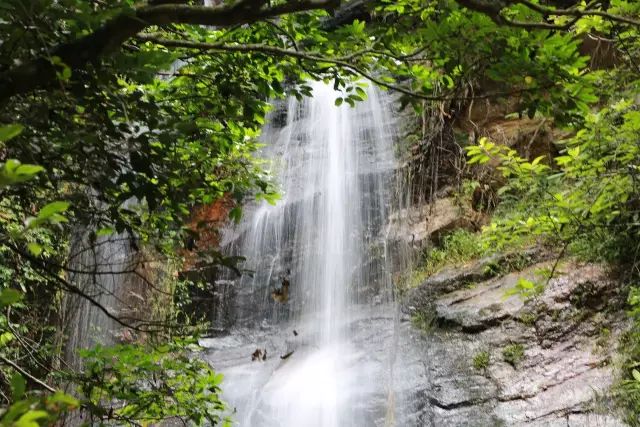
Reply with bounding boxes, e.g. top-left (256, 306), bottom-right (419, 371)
top-left (75, 341), bottom-right (230, 426)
